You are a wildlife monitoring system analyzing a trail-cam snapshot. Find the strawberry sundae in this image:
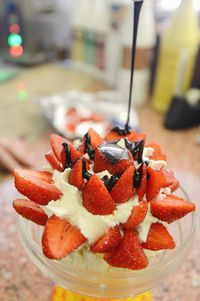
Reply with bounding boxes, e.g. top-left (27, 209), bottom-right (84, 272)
top-left (13, 128), bottom-right (196, 271)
